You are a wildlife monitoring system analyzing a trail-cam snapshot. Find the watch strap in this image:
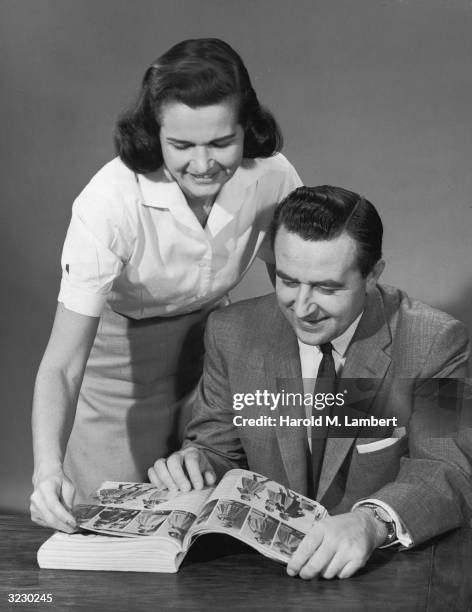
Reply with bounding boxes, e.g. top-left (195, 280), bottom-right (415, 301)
top-left (359, 503), bottom-right (397, 545)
